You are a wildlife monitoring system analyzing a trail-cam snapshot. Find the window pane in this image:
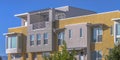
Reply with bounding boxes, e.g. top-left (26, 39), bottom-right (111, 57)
top-left (37, 34), bottom-right (41, 45)
top-left (93, 27), bottom-right (102, 42)
top-left (116, 24), bottom-right (120, 35)
top-left (11, 36), bottom-right (17, 48)
top-left (7, 37), bottom-right (11, 49)
top-left (91, 51), bottom-right (96, 60)
top-left (44, 33), bottom-right (48, 44)
top-left (30, 34), bottom-right (34, 46)
top-left (116, 38), bottom-right (120, 43)
top-left (42, 52), bottom-right (50, 57)
top-left (30, 35), bottom-right (34, 41)
top-left (93, 28), bottom-right (97, 42)
top-left (80, 28), bottom-right (82, 37)
top-left (110, 26), bottom-right (113, 35)
top-left (69, 30), bottom-right (72, 38)
top-left (58, 32), bottom-right (64, 45)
